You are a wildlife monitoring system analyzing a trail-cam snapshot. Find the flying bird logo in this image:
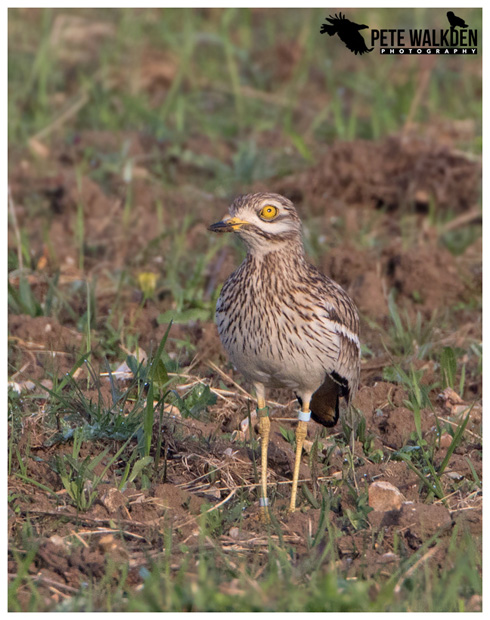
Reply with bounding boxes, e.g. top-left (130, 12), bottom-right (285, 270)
top-left (320, 12), bottom-right (373, 55)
